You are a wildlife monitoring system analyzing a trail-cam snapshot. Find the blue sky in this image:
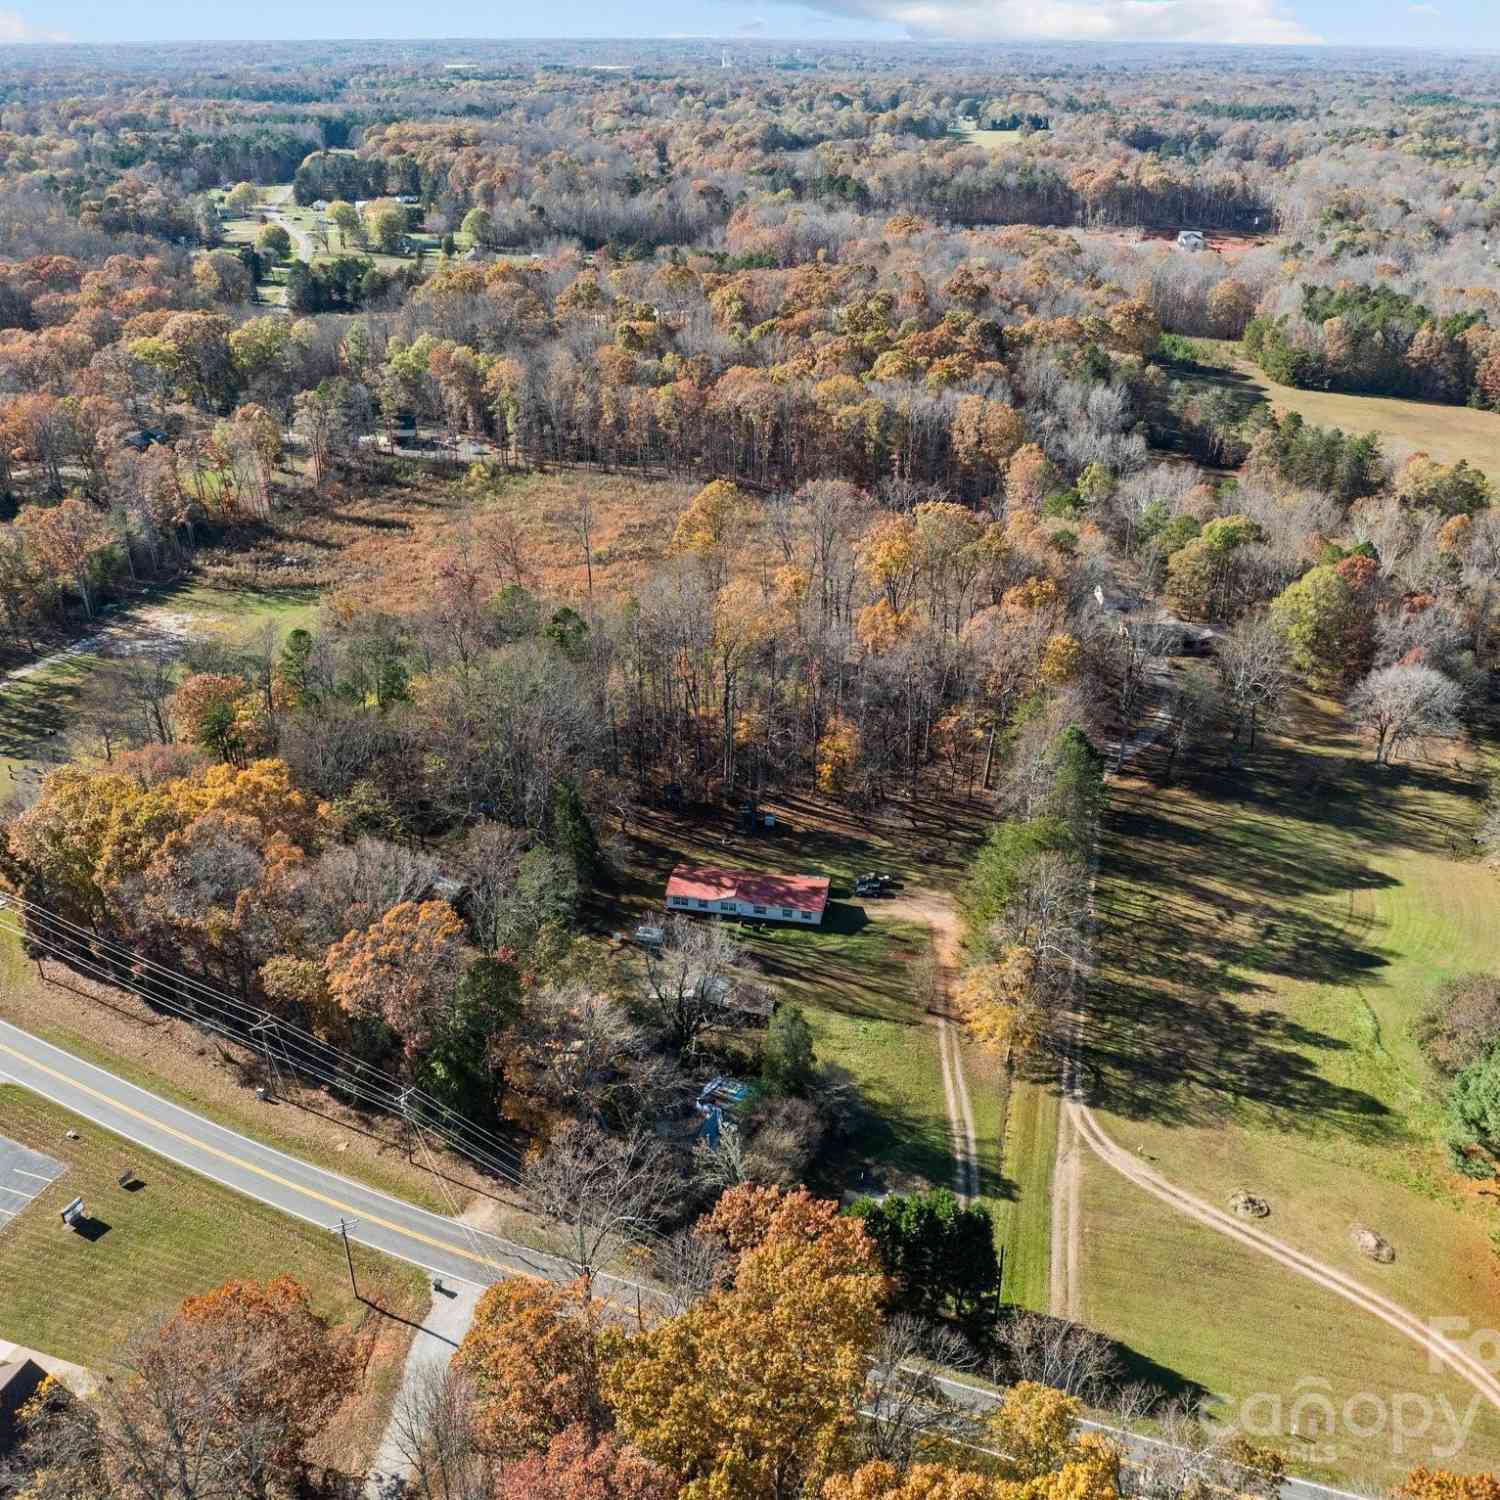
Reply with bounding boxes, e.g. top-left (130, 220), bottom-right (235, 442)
top-left (0, 0), bottom-right (1495, 50)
